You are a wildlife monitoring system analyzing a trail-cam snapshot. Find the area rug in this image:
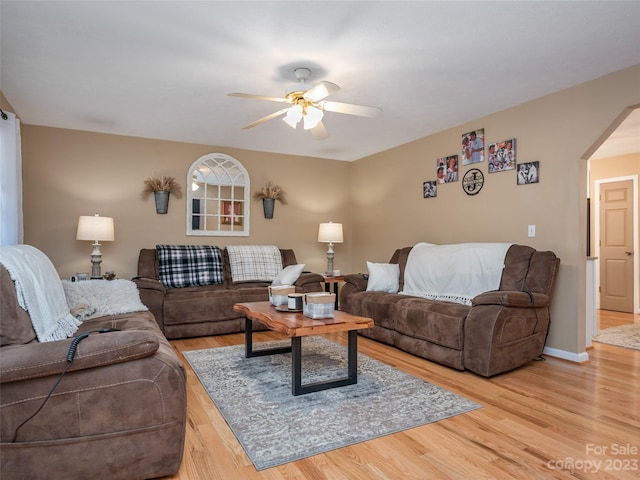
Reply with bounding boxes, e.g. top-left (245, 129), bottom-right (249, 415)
top-left (593, 323), bottom-right (640, 351)
top-left (184, 336), bottom-right (481, 470)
